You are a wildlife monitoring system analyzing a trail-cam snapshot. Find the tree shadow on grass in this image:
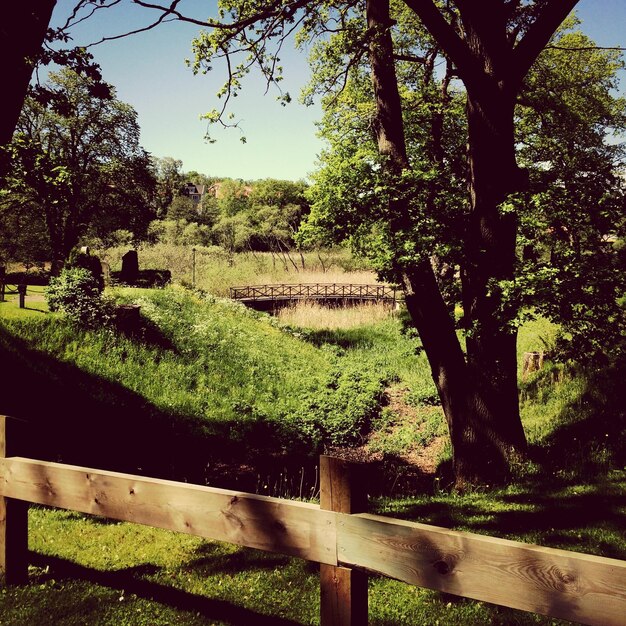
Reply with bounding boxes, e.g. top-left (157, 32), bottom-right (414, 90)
top-left (298, 326), bottom-right (393, 351)
top-left (29, 552), bottom-right (304, 626)
top-left (383, 476), bottom-right (626, 560)
top-left (372, 362), bottom-right (626, 558)
top-left (0, 324), bottom-right (318, 491)
top-left (524, 363), bottom-right (626, 482)
top-left (188, 541), bottom-right (293, 575)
